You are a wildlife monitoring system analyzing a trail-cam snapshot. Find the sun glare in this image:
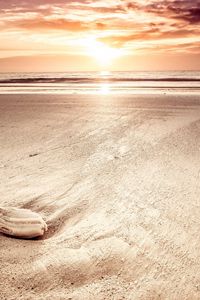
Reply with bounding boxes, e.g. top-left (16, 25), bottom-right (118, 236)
top-left (99, 83), bottom-right (110, 95)
top-left (83, 38), bottom-right (122, 66)
top-left (100, 70), bottom-right (110, 76)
